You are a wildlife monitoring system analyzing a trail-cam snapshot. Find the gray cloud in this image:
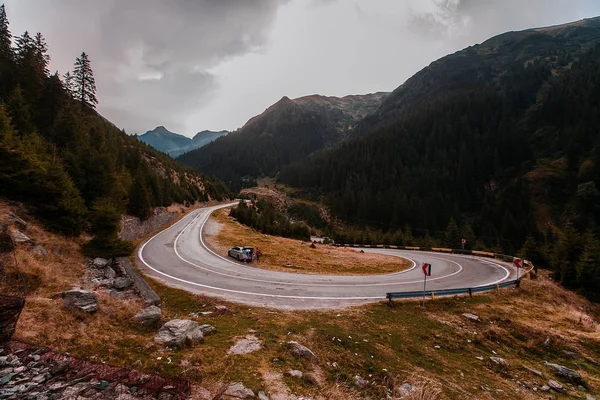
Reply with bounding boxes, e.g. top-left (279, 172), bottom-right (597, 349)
top-left (5, 0), bottom-right (284, 133)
